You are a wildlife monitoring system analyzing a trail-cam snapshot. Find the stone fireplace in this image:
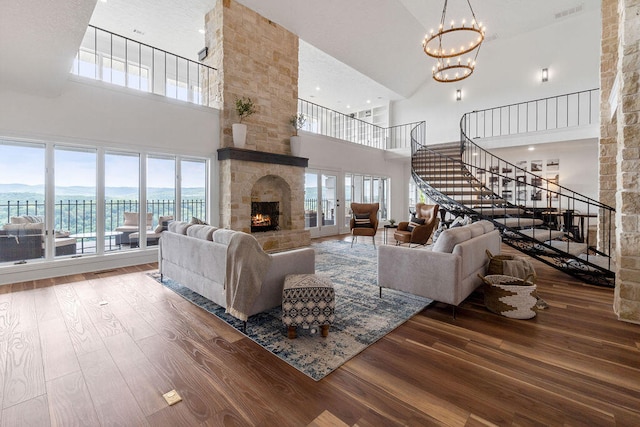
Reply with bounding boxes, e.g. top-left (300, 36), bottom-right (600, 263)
top-left (218, 147), bottom-right (310, 252)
